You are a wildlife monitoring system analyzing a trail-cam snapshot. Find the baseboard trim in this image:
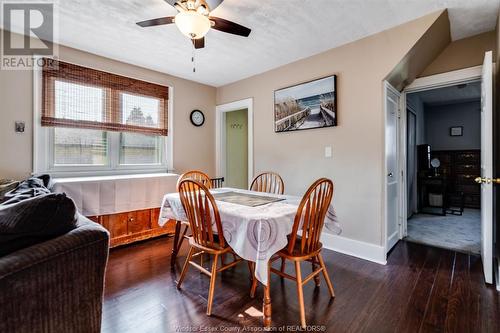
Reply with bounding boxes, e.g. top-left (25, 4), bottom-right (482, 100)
top-left (321, 232), bottom-right (387, 265)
